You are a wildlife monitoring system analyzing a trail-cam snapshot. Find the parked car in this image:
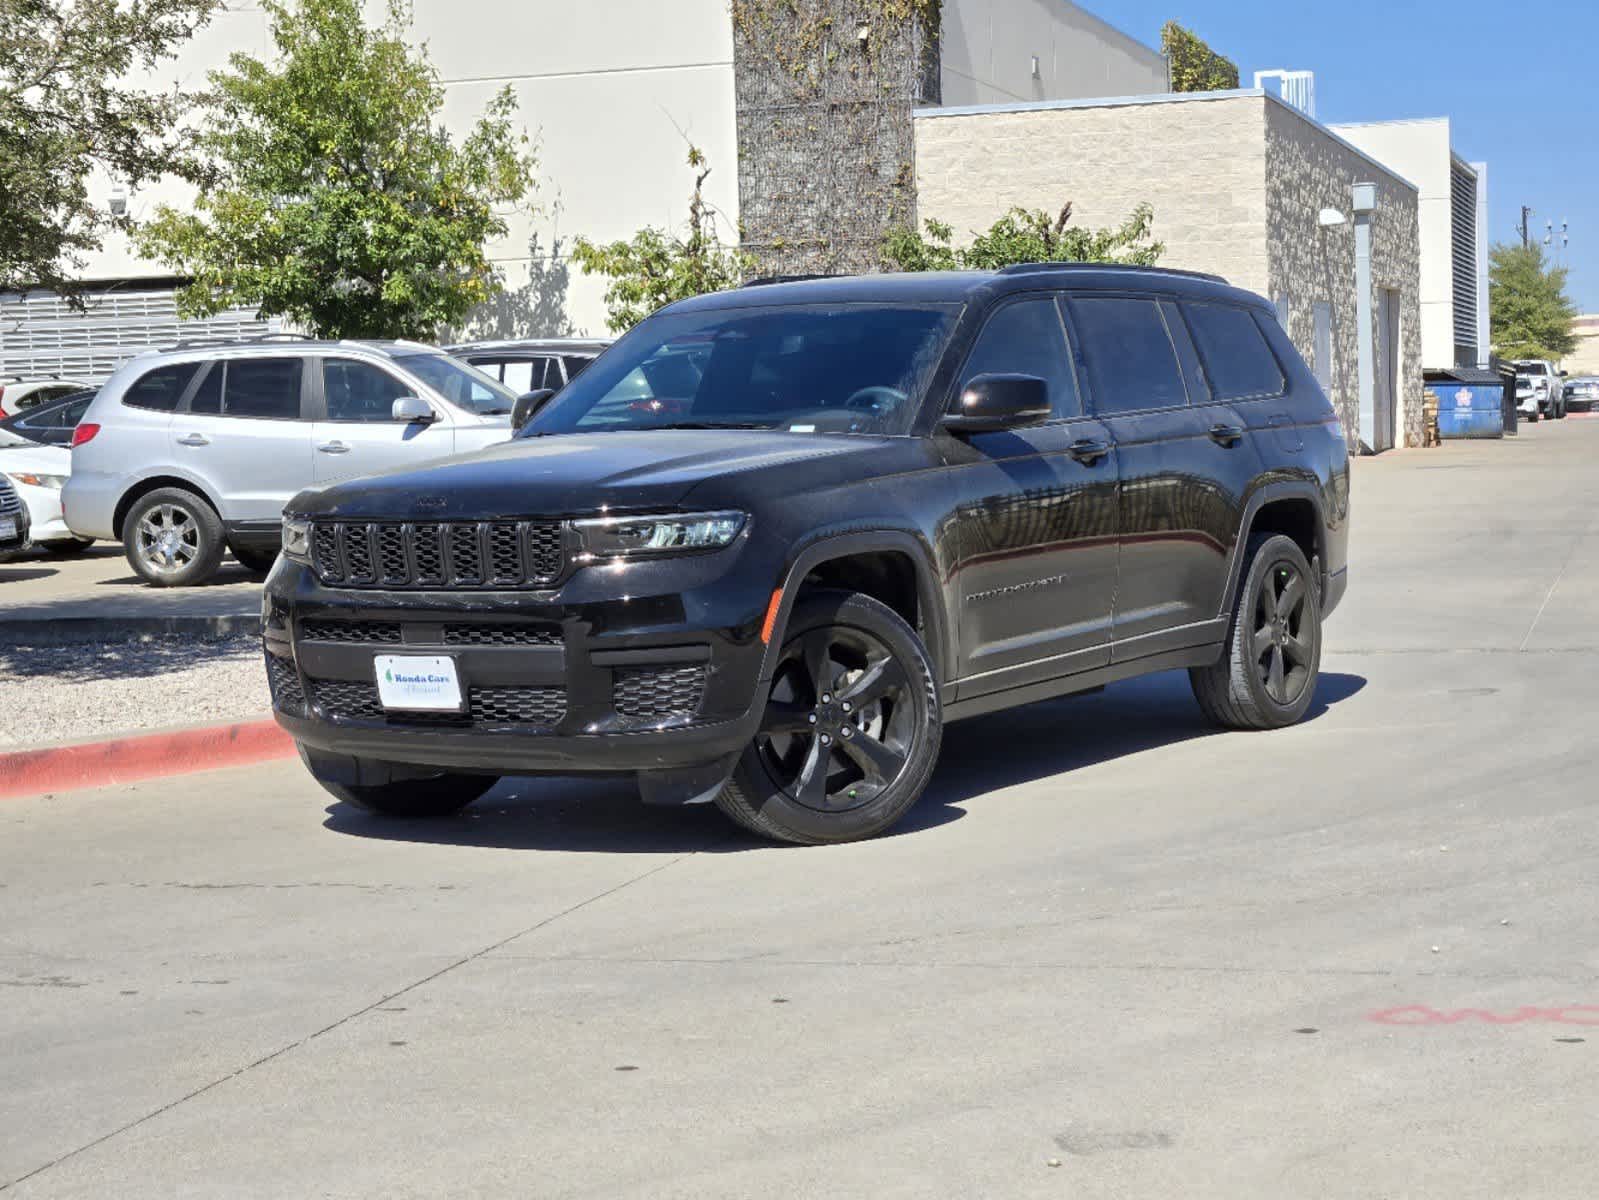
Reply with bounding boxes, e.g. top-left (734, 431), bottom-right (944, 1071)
top-left (1513, 359), bottom-right (1565, 421)
top-left (264, 265), bottom-right (1350, 844)
top-left (0, 387), bottom-right (96, 447)
top-left (1563, 375), bottom-right (1599, 413)
top-left (443, 338), bottom-right (611, 397)
top-left (63, 336), bottom-right (521, 586)
top-left (0, 377), bottom-right (90, 420)
top-left (0, 473), bottom-right (29, 557)
top-left (0, 427), bottom-right (92, 556)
